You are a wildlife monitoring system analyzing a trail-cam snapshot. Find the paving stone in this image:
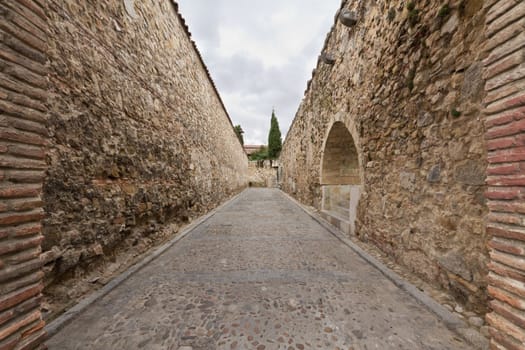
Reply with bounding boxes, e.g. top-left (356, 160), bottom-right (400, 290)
top-left (47, 189), bottom-right (473, 349)
top-left (468, 316), bottom-right (485, 327)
